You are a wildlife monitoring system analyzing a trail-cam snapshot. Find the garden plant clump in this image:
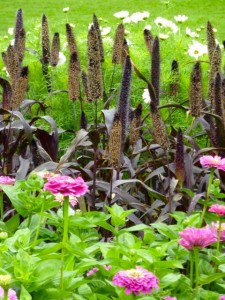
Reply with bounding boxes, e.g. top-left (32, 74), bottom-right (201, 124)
top-left (0, 5), bottom-right (225, 299)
